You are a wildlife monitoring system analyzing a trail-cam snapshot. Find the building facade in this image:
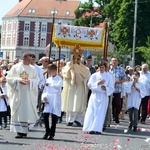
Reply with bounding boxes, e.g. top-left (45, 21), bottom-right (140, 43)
top-left (1, 0), bottom-right (80, 61)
